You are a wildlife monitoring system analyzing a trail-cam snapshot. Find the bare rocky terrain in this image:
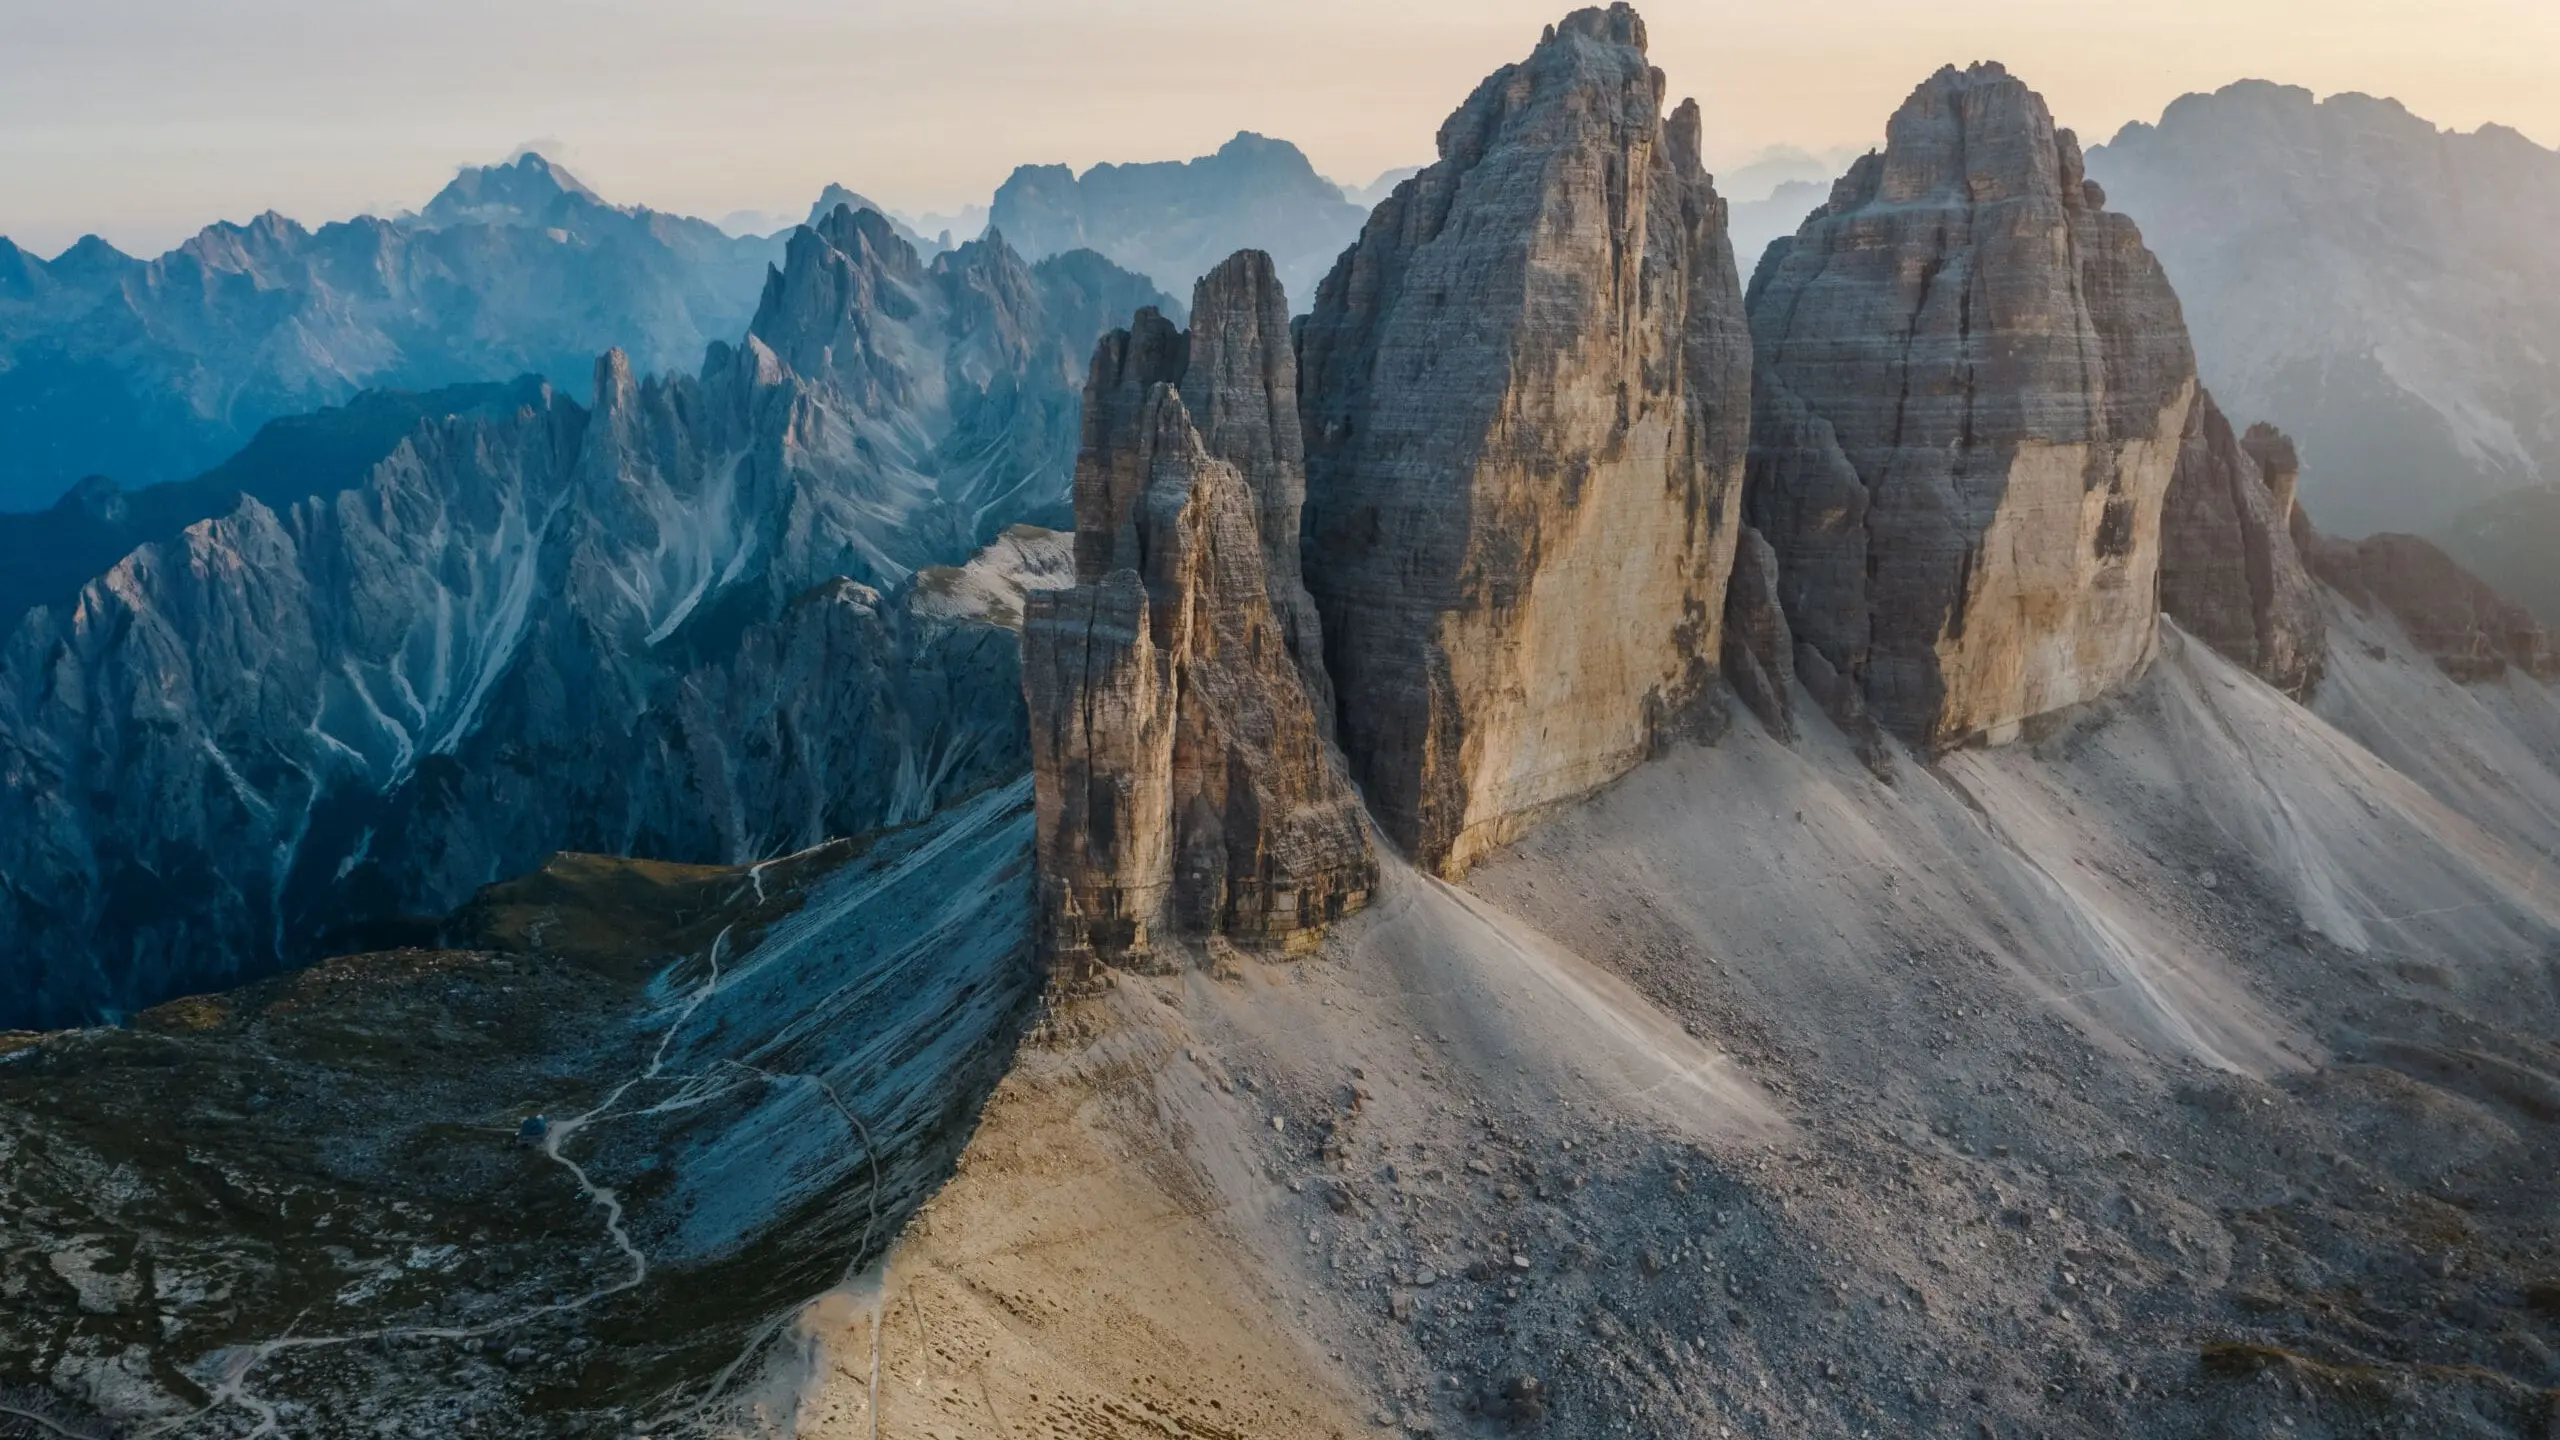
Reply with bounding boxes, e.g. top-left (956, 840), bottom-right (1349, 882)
top-left (1, 783), bottom-right (1042, 1439)
top-left (790, 604), bottom-right (2560, 1440)
top-left (7, 7), bottom-right (2560, 1440)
